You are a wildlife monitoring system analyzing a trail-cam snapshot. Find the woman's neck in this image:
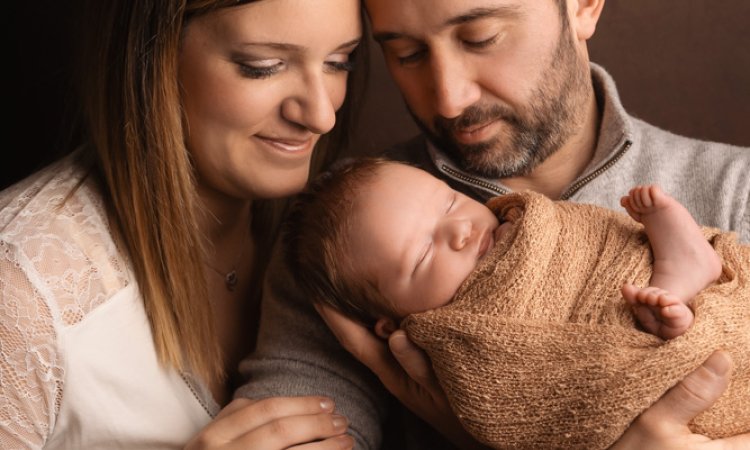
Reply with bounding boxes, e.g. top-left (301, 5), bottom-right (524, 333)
top-left (196, 183), bottom-right (261, 405)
